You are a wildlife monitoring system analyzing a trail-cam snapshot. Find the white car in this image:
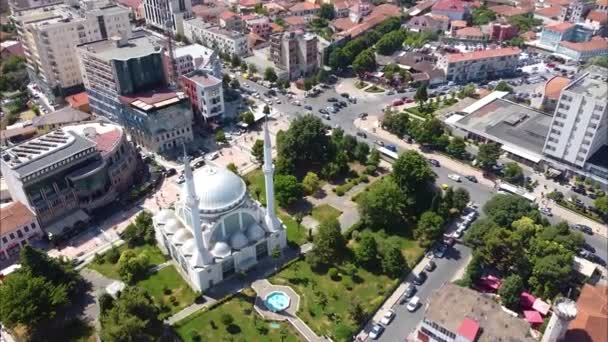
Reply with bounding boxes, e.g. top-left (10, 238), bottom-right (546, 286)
top-left (448, 174), bottom-right (462, 182)
top-left (369, 324), bottom-right (384, 340)
top-left (379, 309), bottom-right (395, 325)
top-left (204, 152), bottom-right (219, 161)
top-left (407, 296), bottom-right (420, 312)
